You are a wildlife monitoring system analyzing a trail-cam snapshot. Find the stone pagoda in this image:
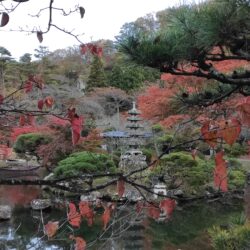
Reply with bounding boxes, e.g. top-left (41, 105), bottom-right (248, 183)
top-left (119, 101), bottom-right (147, 171)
